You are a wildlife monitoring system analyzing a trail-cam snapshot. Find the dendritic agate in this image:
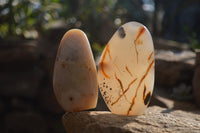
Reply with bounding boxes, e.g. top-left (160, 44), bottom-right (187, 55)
top-left (98, 22), bottom-right (155, 116)
top-left (53, 29), bottom-right (98, 112)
